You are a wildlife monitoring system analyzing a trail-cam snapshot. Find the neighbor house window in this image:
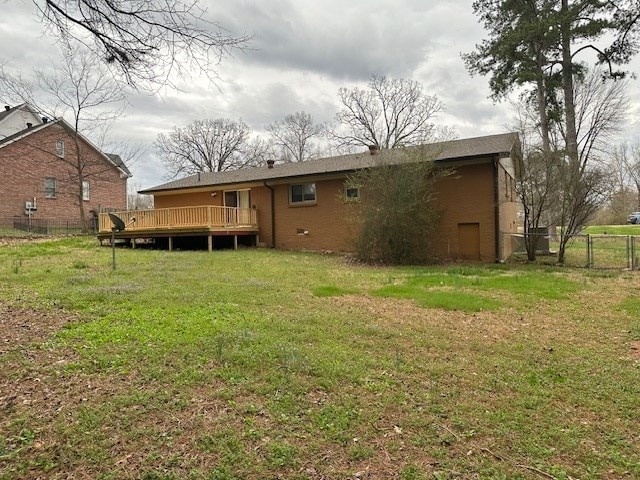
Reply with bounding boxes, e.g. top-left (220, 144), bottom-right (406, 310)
top-left (55, 140), bottom-right (64, 157)
top-left (82, 180), bottom-right (90, 201)
top-left (290, 183), bottom-right (316, 204)
top-left (345, 185), bottom-right (360, 201)
top-left (44, 177), bottom-right (57, 198)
